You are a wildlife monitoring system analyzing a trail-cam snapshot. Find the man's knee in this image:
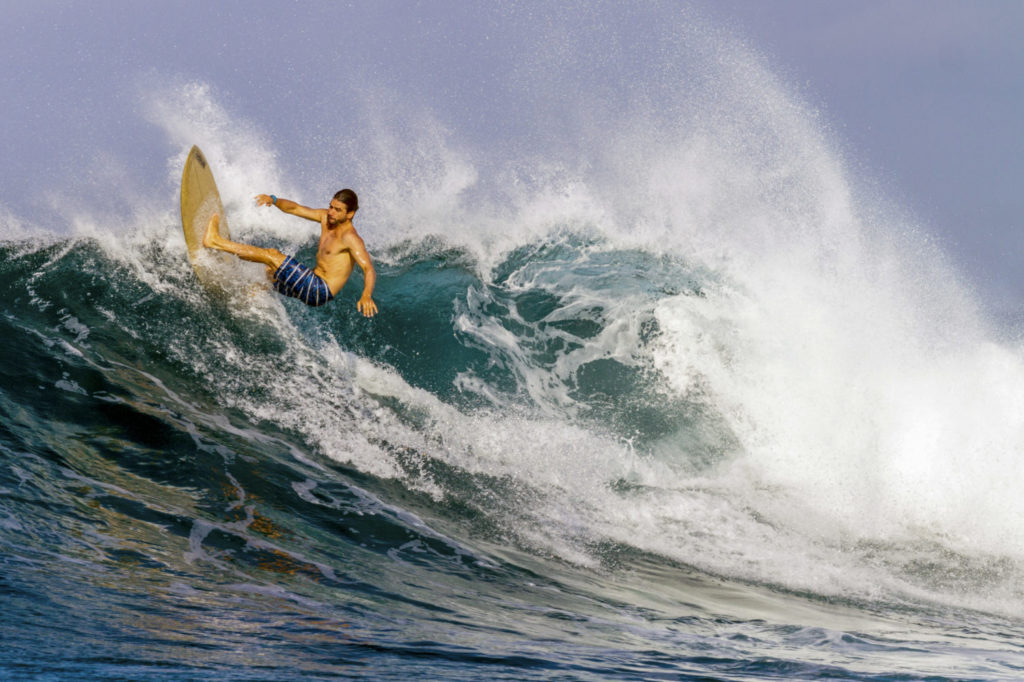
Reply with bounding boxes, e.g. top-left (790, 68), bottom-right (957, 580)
top-left (266, 249), bottom-right (287, 270)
